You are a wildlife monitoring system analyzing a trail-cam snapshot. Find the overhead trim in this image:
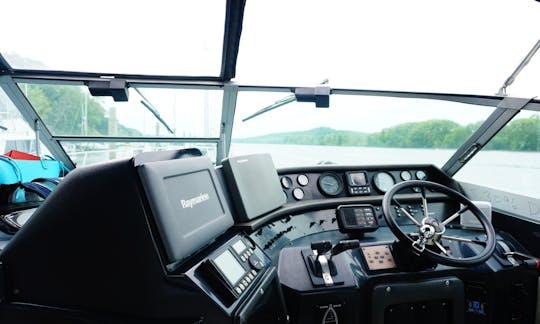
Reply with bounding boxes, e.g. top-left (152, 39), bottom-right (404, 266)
top-left (220, 0), bottom-right (247, 80)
